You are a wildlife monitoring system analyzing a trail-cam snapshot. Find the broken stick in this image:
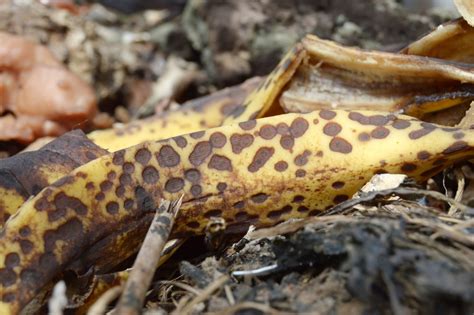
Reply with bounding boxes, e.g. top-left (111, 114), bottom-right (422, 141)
top-left (114, 196), bottom-right (183, 315)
